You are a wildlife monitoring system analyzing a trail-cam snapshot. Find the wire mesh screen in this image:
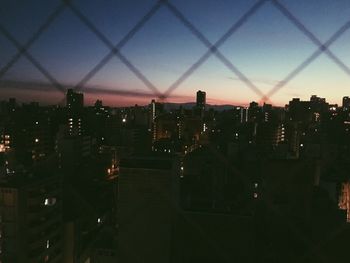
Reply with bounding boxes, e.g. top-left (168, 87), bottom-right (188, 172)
top-left (1, 1), bottom-right (350, 263)
top-left (1, 0), bottom-right (350, 105)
